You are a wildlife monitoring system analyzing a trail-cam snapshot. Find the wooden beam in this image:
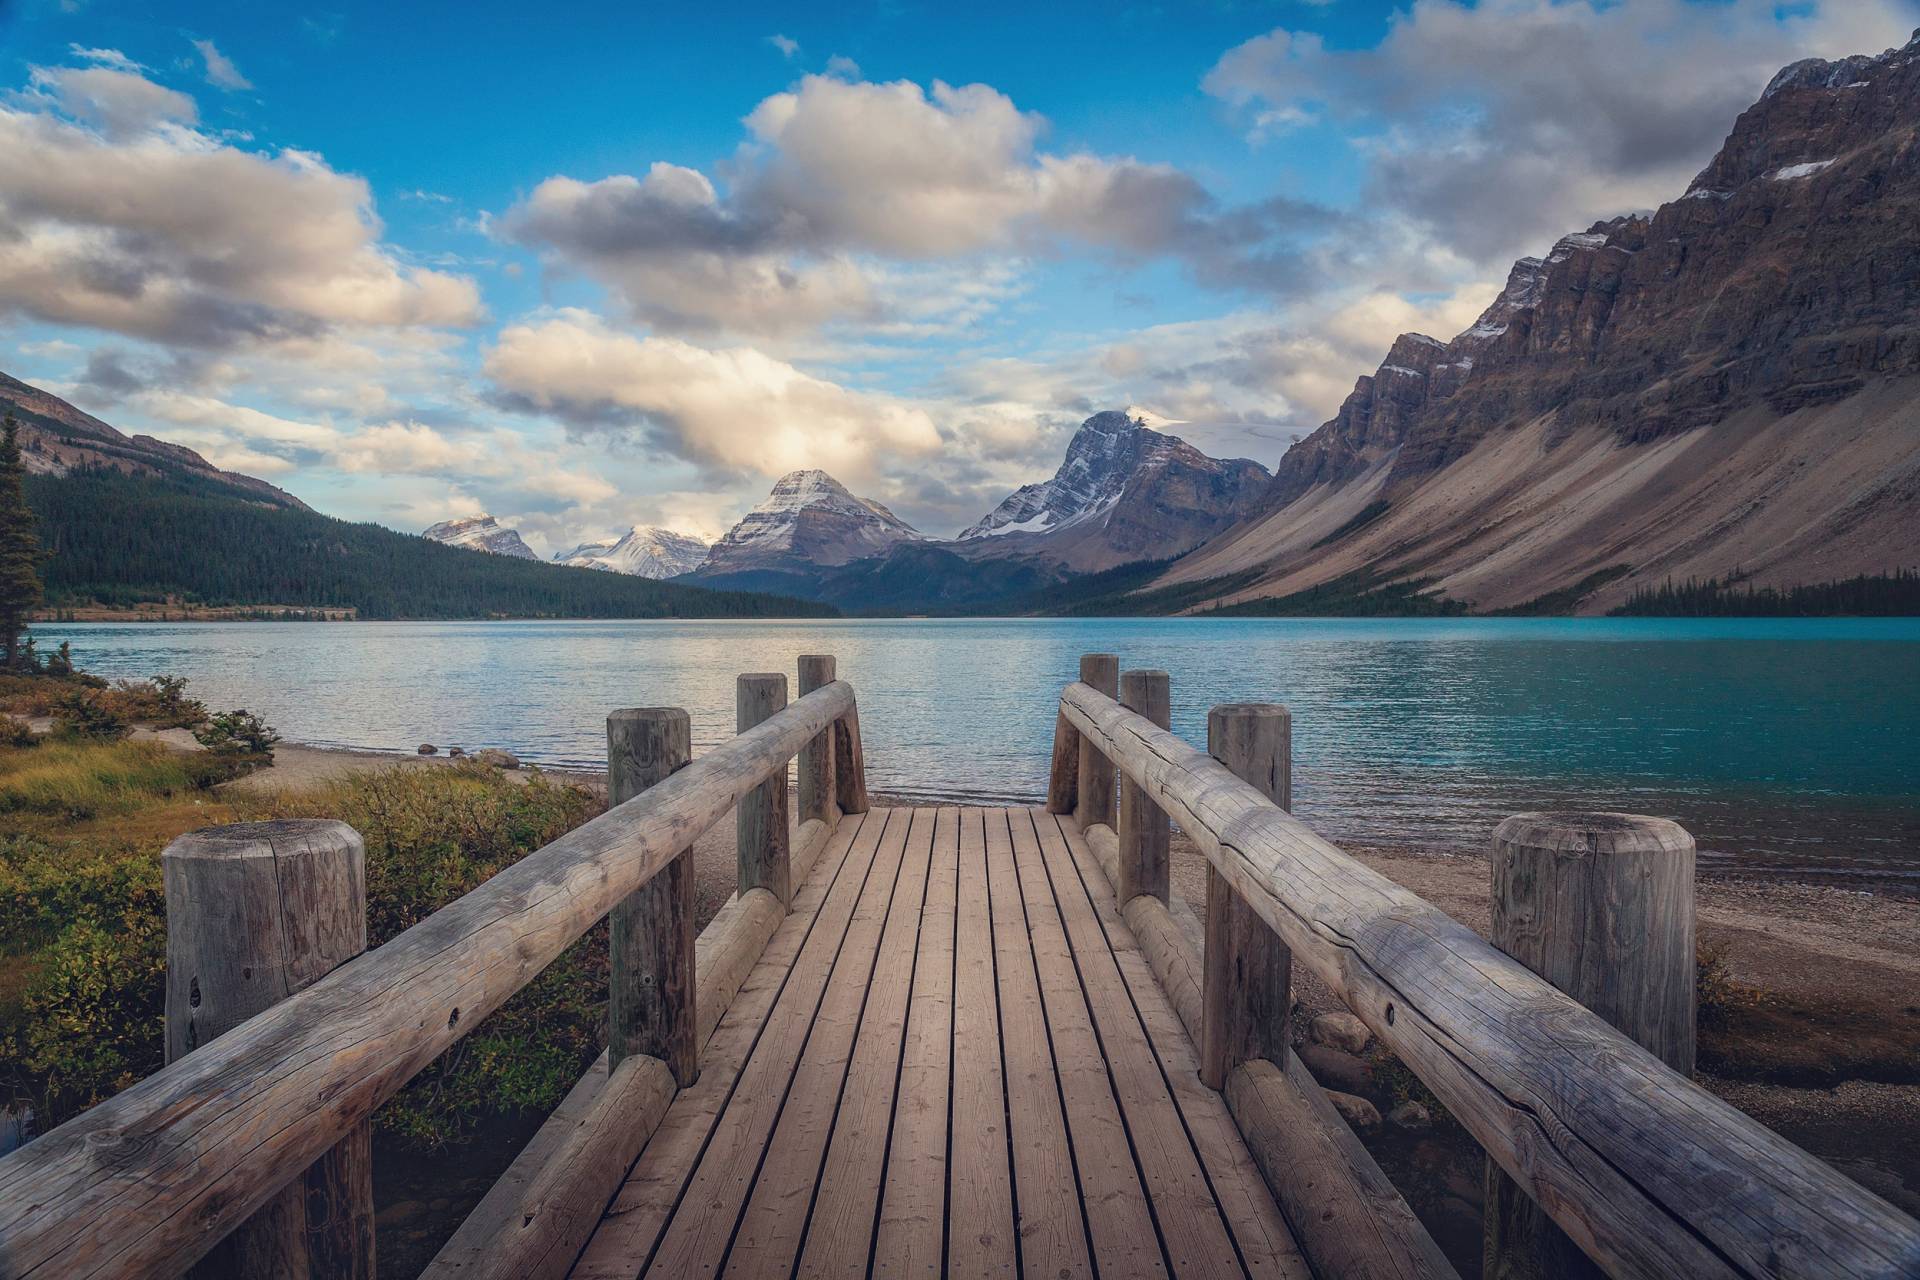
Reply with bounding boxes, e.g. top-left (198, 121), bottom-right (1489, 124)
top-left (607, 708), bottom-right (696, 1086)
top-left (1115, 668), bottom-right (1170, 904)
top-left (1044, 711), bottom-right (1080, 815)
top-left (1073, 653), bottom-right (1118, 829)
top-left (833, 702), bottom-right (870, 816)
top-left (163, 820), bottom-right (374, 1280)
top-left (1484, 812), bottom-right (1698, 1280)
top-left (797, 656), bottom-right (838, 825)
top-left (0, 680), bottom-right (858, 1280)
top-left (1058, 681), bottom-right (1920, 1280)
top-left (1200, 702), bottom-right (1292, 1090)
top-left (737, 673), bottom-right (792, 906)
